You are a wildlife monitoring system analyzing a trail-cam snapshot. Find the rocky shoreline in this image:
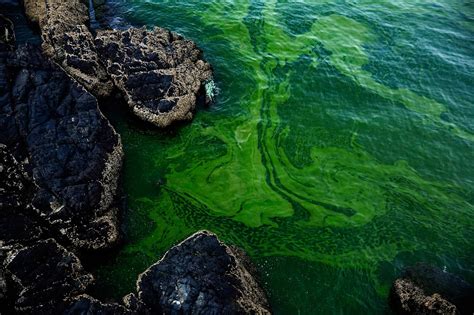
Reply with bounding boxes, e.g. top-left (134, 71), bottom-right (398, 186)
top-left (1, 1), bottom-right (473, 314)
top-left (1, 1), bottom-right (269, 314)
top-left (25, 0), bottom-right (213, 127)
